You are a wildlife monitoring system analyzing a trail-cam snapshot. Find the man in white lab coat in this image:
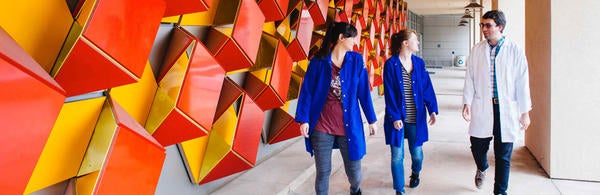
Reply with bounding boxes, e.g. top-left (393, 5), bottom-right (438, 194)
top-left (462, 10), bottom-right (532, 195)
